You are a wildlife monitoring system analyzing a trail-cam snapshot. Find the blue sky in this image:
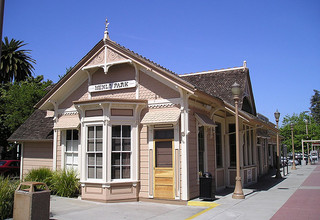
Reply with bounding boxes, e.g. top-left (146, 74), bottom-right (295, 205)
top-left (3, 0), bottom-right (320, 125)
